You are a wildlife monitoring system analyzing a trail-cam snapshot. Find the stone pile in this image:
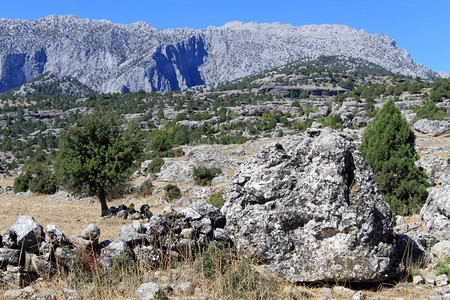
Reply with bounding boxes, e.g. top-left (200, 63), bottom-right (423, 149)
top-left (0, 201), bottom-right (228, 289)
